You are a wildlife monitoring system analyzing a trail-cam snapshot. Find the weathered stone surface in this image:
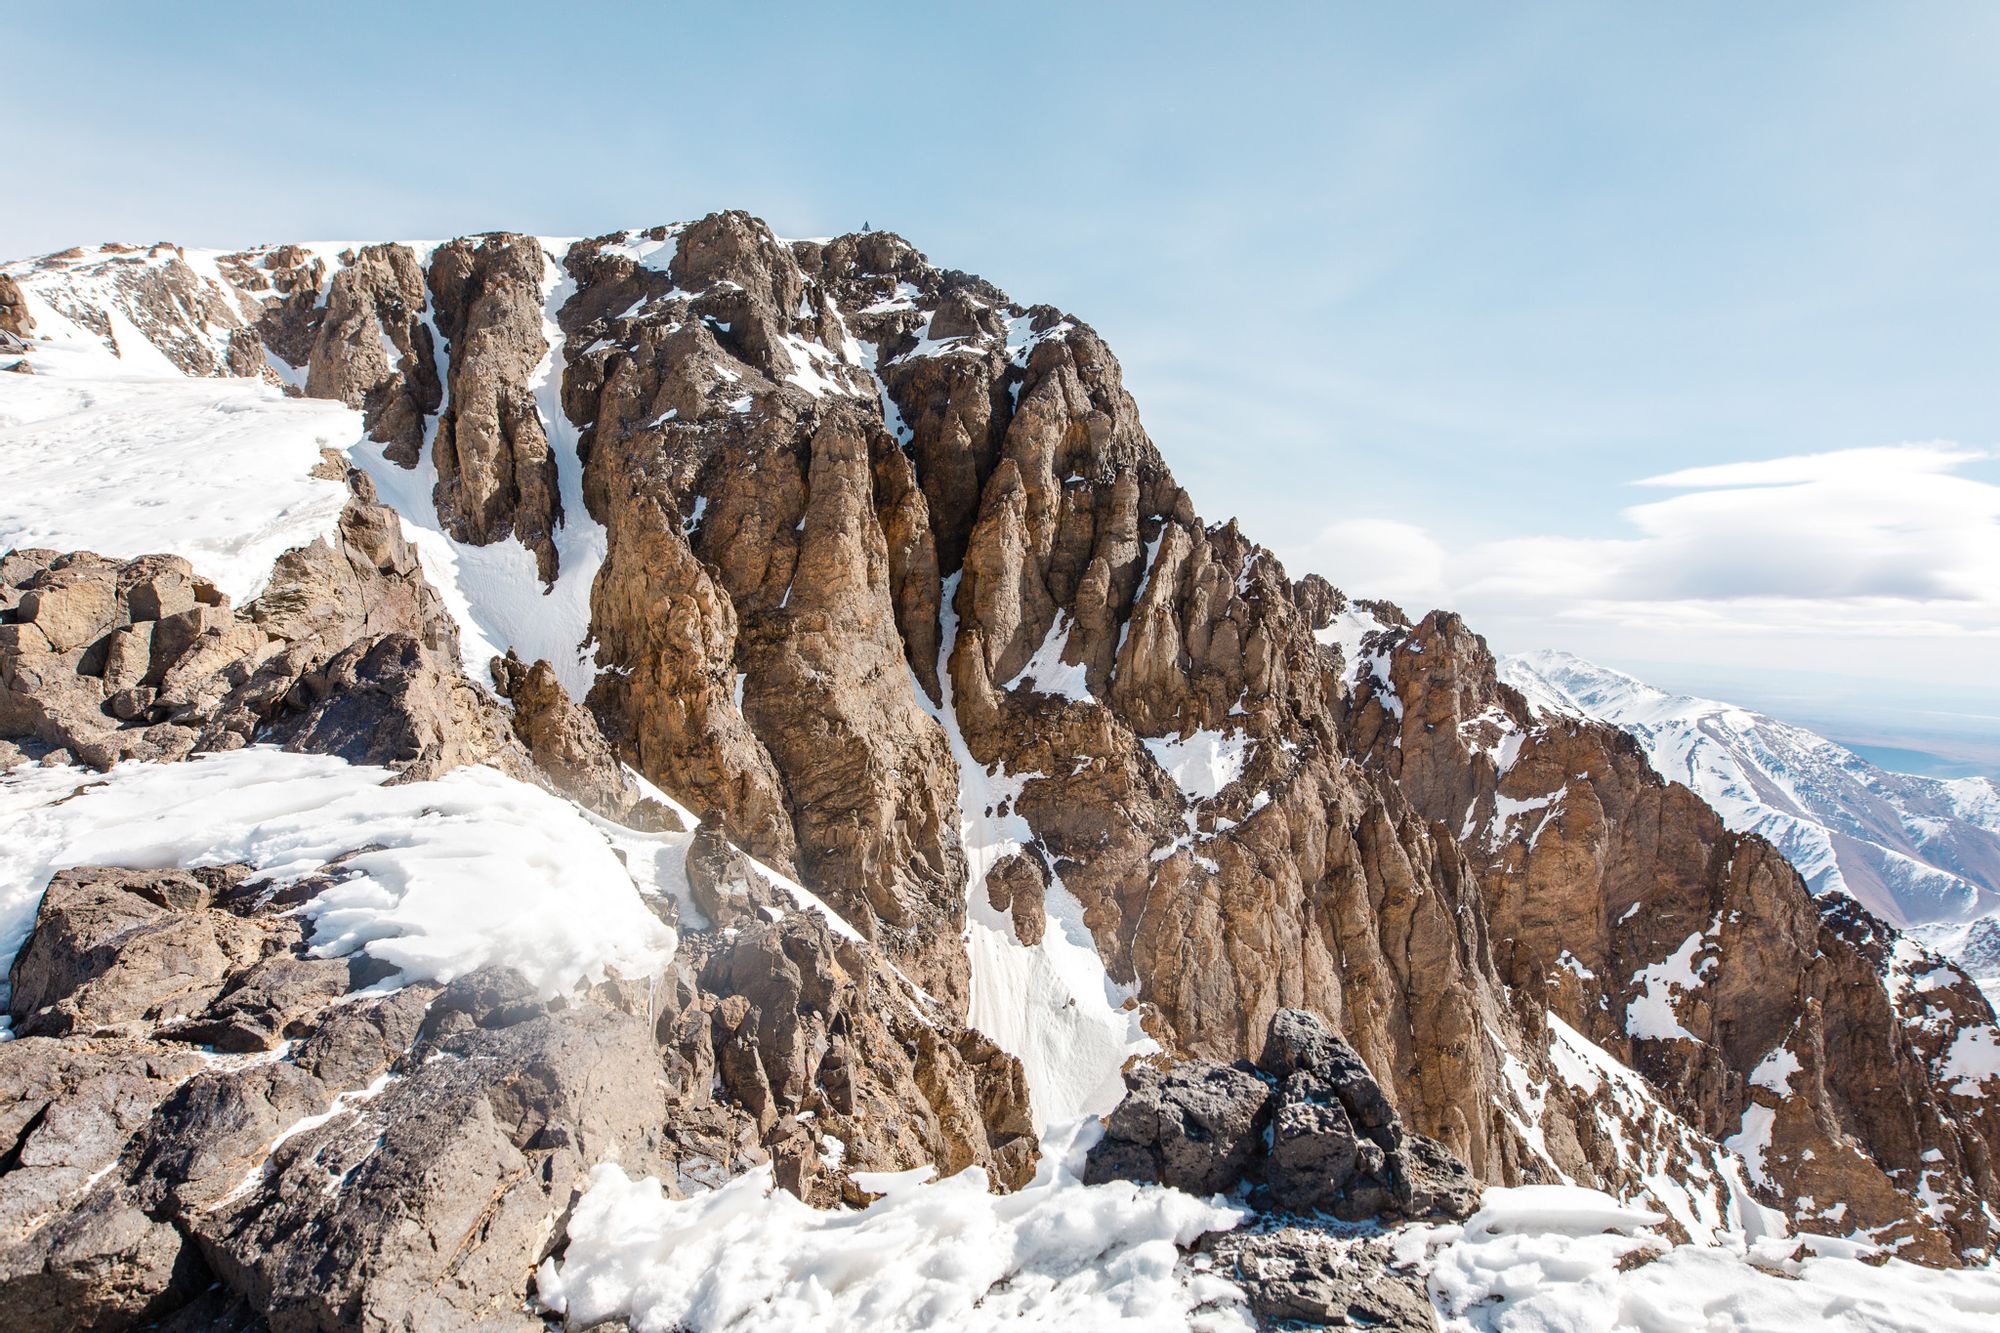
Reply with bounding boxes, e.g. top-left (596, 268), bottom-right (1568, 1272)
top-left (0, 273), bottom-right (31, 339)
top-left (426, 233), bottom-right (562, 581)
top-left (276, 631), bottom-right (517, 781)
top-left (678, 910), bottom-right (1038, 1199)
top-left (1087, 1010), bottom-right (1480, 1226)
top-left (984, 849), bottom-right (1048, 946)
top-left (185, 977), bottom-right (664, 1332)
top-left (1203, 1229), bottom-right (1437, 1331)
top-left (16, 573), bottom-right (119, 653)
top-left (6, 867), bottom-right (283, 1039)
top-left (1085, 1059), bottom-right (1272, 1195)
top-left (491, 650), bottom-right (675, 824)
top-left (683, 813), bottom-right (786, 930)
